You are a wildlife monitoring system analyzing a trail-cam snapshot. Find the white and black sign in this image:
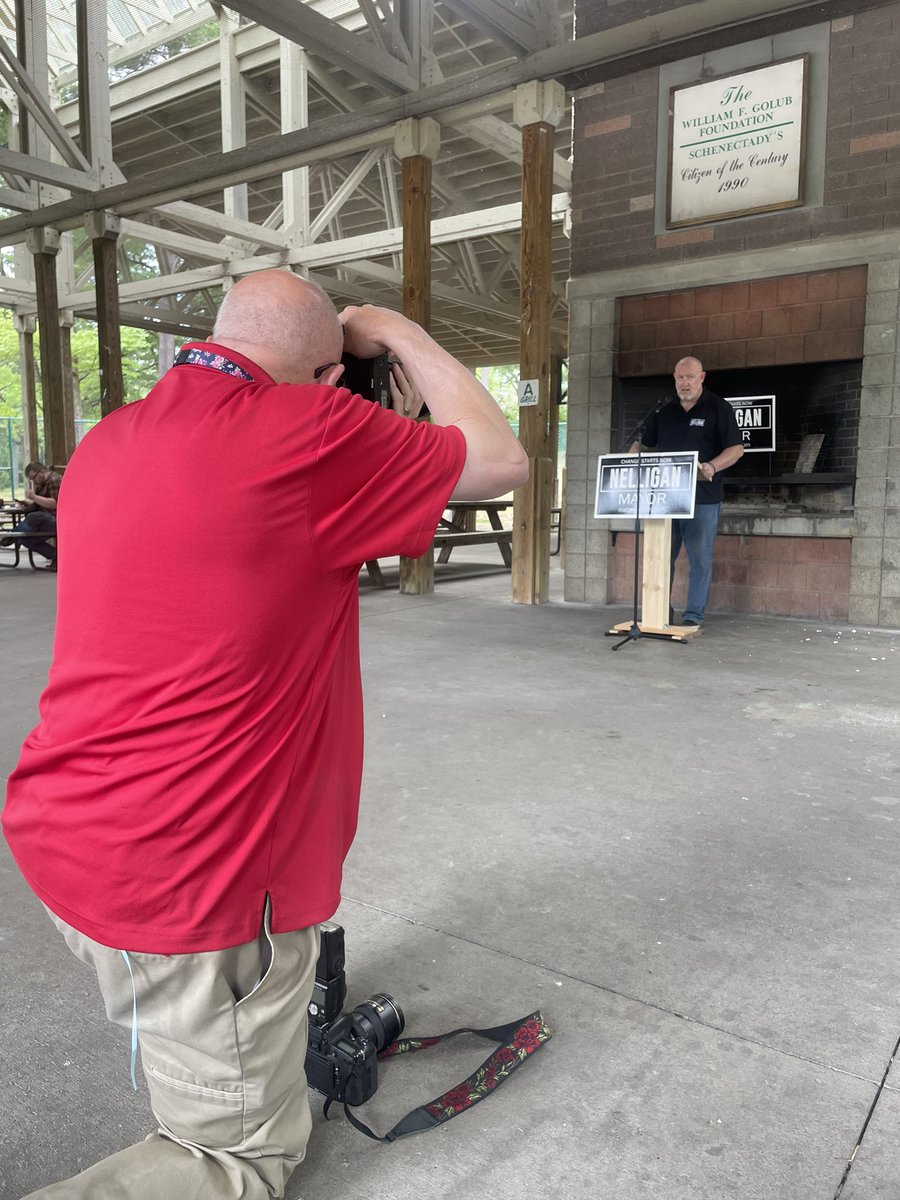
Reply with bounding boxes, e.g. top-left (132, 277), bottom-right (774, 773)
top-left (518, 378), bottom-right (539, 407)
top-left (594, 452), bottom-right (698, 520)
top-left (667, 56), bottom-right (807, 227)
top-left (726, 395), bottom-right (776, 453)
